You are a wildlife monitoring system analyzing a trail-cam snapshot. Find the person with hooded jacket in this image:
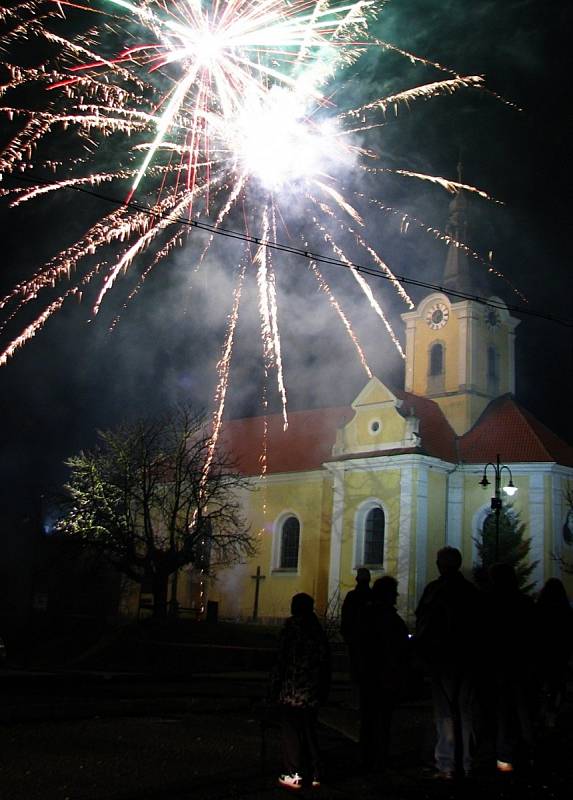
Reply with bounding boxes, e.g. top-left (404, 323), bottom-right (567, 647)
top-left (270, 593), bottom-right (331, 790)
